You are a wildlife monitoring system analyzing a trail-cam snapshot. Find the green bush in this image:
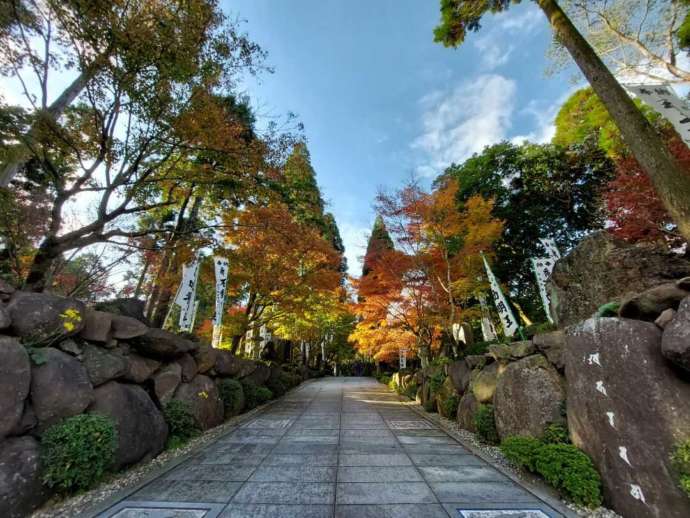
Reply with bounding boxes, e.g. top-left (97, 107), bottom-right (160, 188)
top-left (671, 439), bottom-right (690, 496)
top-left (542, 423), bottom-right (570, 444)
top-left (217, 378), bottom-right (244, 417)
top-left (428, 372), bottom-right (446, 394)
top-left (524, 322), bottom-right (557, 338)
top-left (163, 400), bottom-right (201, 446)
top-left (256, 386), bottom-right (273, 405)
top-left (474, 404), bottom-right (499, 445)
top-left (241, 380), bottom-right (273, 409)
top-left (378, 374), bottom-right (391, 385)
top-left (500, 436), bottom-right (542, 472)
top-left (41, 414), bottom-right (117, 492)
top-left (439, 395), bottom-right (459, 419)
top-left (280, 370), bottom-right (302, 389)
top-left (404, 381), bottom-right (418, 400)
top-left (464, 340), bottom-right (494, 356)
top-left (535, 444), bottom-right (603, 508)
